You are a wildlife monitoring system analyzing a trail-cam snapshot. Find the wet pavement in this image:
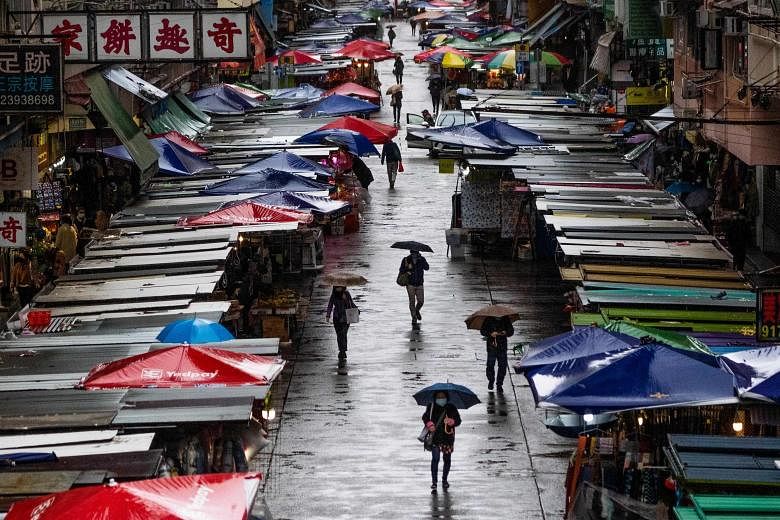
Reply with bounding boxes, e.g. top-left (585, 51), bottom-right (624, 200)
top-left (260, 22), bottom-right (574, 519)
